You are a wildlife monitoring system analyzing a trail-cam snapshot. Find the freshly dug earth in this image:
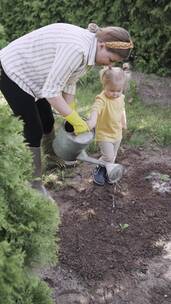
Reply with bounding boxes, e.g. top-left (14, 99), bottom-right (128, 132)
top-left (43, 146), bottom-right (171, 304)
